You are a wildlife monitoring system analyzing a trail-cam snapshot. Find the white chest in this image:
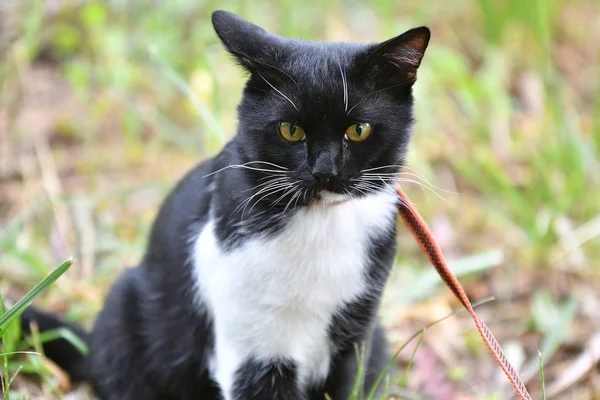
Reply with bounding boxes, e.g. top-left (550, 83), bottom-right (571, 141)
top-left (192, 191), bottom-right (397, 397)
